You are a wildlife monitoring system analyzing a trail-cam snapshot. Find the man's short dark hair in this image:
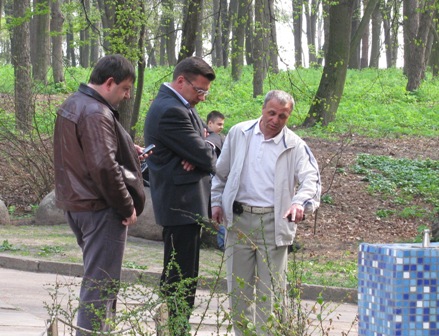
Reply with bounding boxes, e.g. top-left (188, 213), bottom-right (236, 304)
top-left (89, 54), bottom-right (136, 85)
top-left (173, 56), bottom-right (216, 82)
top-left (207, 110), bottom-right (225, 124)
